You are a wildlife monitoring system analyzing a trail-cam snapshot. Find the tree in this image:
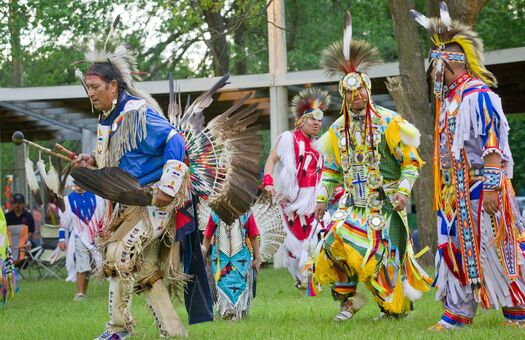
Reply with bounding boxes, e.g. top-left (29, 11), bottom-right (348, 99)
top-left (7, 0), bottom-right (24, 86)
top-left (285, 0), bottom-right (396, 71)
top-left (0, 0), bottom-right (118, 87)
